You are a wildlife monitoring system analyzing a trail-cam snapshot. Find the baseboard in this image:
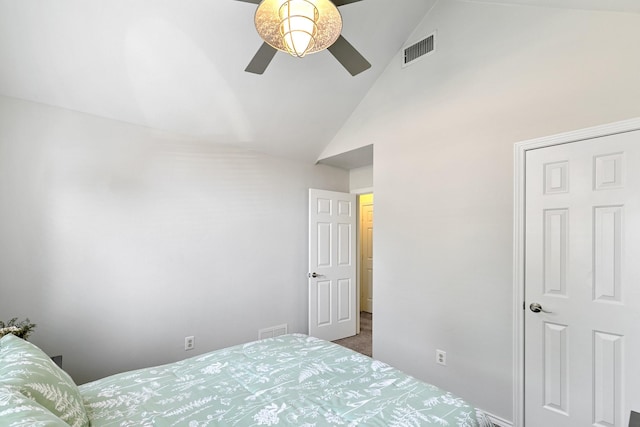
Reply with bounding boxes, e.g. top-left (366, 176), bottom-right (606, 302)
top-left (483, 410), bottom-right (513, 427)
